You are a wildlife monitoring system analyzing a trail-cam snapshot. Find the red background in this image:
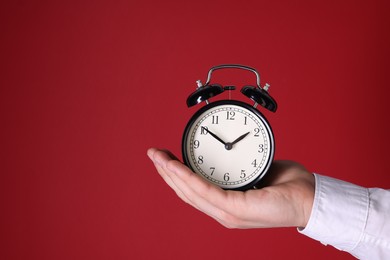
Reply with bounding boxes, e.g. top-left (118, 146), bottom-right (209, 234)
top-left (1, 1), bottom-right (389, 259)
